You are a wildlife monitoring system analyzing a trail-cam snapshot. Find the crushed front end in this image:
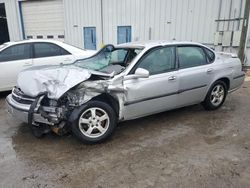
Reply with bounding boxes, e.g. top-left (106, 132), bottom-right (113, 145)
top-left (6, 87), bottom-right (74, 136)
